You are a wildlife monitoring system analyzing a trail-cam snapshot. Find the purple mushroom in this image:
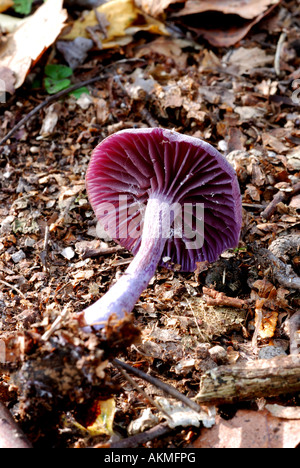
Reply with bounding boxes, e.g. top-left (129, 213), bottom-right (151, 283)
top-left (82, 128), bottom-right (242, 329)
